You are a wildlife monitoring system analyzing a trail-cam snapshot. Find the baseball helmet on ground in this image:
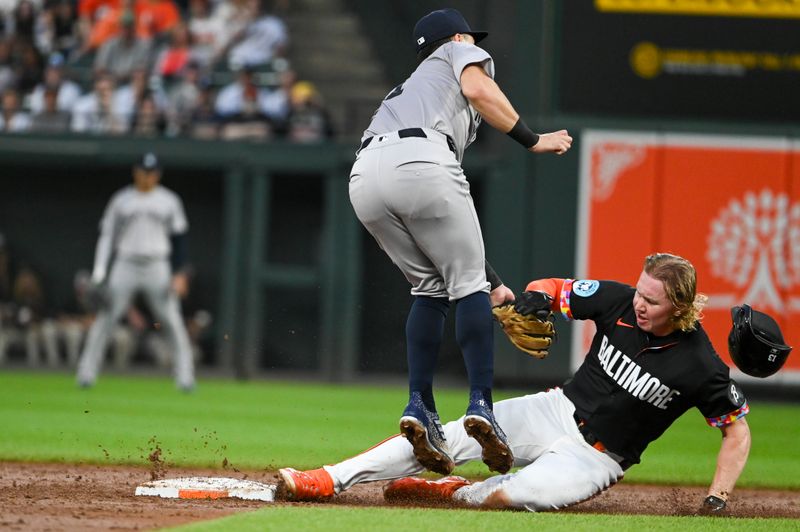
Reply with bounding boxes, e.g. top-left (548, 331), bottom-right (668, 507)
top-left (728, 304), bottom-right (792, 378)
